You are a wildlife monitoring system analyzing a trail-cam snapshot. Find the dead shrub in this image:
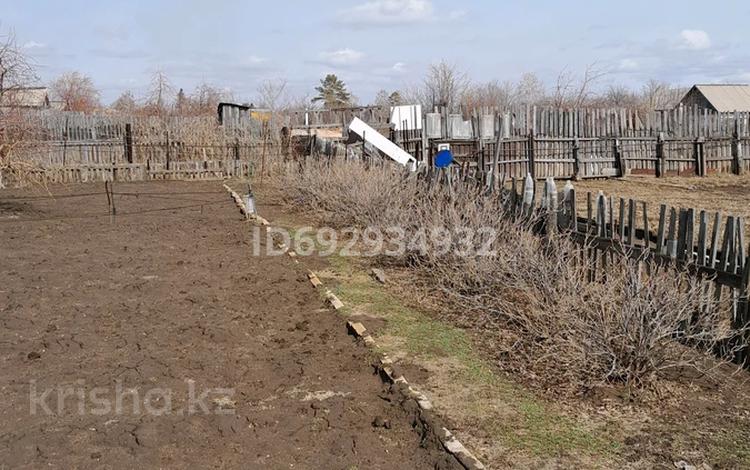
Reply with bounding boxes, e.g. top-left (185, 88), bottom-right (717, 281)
top-left (278, 160), bottom-right (418, 228)
top-left (278, 159), bottom-right (743, 392)
top-left (0, 108), bottom-right (45, 188)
